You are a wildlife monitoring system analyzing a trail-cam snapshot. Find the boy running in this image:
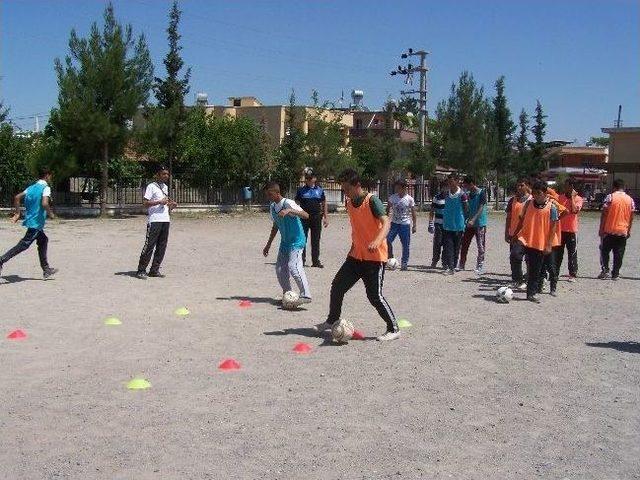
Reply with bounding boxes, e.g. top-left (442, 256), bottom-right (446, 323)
top-left (598, 179), bottom-right (635, 280)
top-left (0, 167), bottom-right (58, 279)
top-left (506, 178), bottom-right (531, 289)
top-left (428, 180), bottom-right (447, 269)
top-left (556, 178), bottom-right (583, 281)
top-left (442, 173), bottom-right (469, 275)
top-left (459, 176), bottom-right (488, 274)
top-left (386, 179), bottom-right (417, 271)
top-left (512, 180), bottom-right (559, 303)
top-left (262, 182), bottom-right (312, 304)
top-left (313, 169), bottom-right (399, 341)
top-left (136, 166), bottom-right (177, 279)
